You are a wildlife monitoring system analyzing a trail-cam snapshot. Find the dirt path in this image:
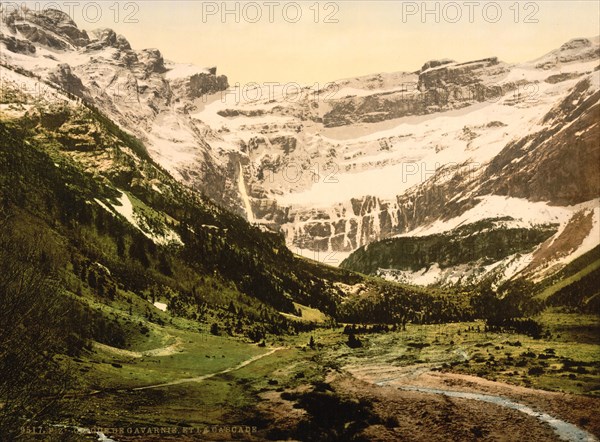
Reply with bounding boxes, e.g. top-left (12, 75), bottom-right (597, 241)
top-left (93, 337), bottom-right (183, 359)
top-left (345, 363), bottom-right (600, 441)
top-left (132, 347), bottom-right (285, 391)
